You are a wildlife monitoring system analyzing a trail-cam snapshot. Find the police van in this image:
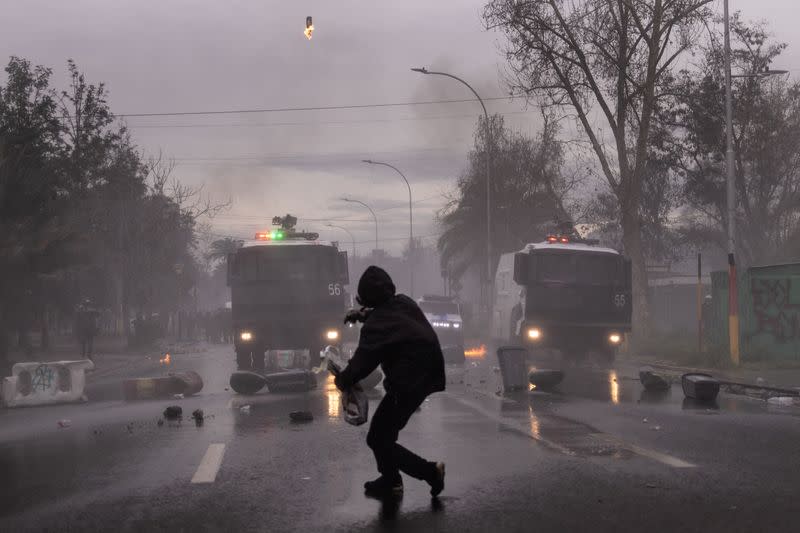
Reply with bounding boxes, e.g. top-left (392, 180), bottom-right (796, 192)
top-left (493, 235), bottom-right (632, 361)
top-left (418, 295), bottom-right (465, 364)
